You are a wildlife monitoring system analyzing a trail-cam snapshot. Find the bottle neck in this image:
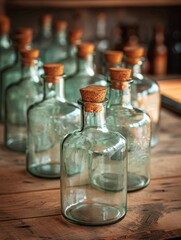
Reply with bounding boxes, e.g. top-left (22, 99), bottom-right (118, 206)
top-left (126, 61), bottom-right (142, 76)
top-left (77, 54), bottom-right (95, 76)
top-left (54, 30), bottom-right (67, 45)
top-left (21, 61), bottom-right (39, 80)
top-left (79, 101), bottom-right (107, 130)
top-left (44, 75), bottom-right (65, 101)
top-left (40, 24), bottom-right (52, 38)
top-left (108, 81), bottom-right (133, 109)
top-left (0, 34), bottom-right (10, 48)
